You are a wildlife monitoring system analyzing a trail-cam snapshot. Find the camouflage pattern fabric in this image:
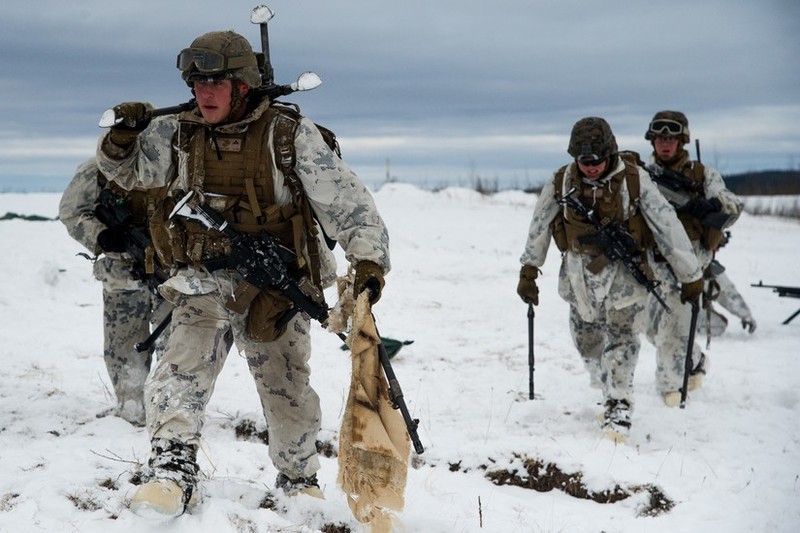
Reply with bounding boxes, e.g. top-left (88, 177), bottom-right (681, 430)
top-left (642, 155), bottom-right (742, 395)
top-left (59, 158), bottom-right (171, 425)
top-left (149, 273), bottom-right (321, 481)
top-left (520, 158), bottom-right (701, 411)
top-left (97, 95), bottom-right (389, 484)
